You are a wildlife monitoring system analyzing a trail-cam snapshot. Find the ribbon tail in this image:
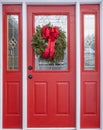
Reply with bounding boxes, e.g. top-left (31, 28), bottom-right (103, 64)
top-left (50, 41), bottom-right (55, 59)
top-left (42, 39), bottom-right (51, 58)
